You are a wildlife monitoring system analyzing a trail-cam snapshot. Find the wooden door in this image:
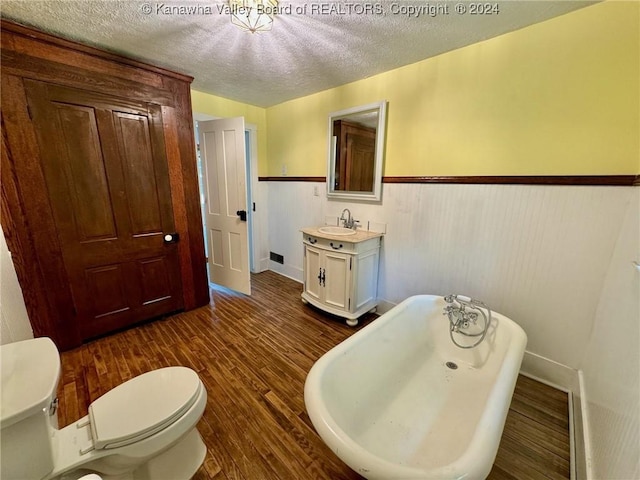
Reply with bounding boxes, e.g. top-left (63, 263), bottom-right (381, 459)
top-left (345, 132), bottom-right (375, 191)
top-left (24, 80), bottom-right (183, 340)
top-left (198, 118), bottom-right (251, 295)
top-left (334, 120), bottom-right (376, 192)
